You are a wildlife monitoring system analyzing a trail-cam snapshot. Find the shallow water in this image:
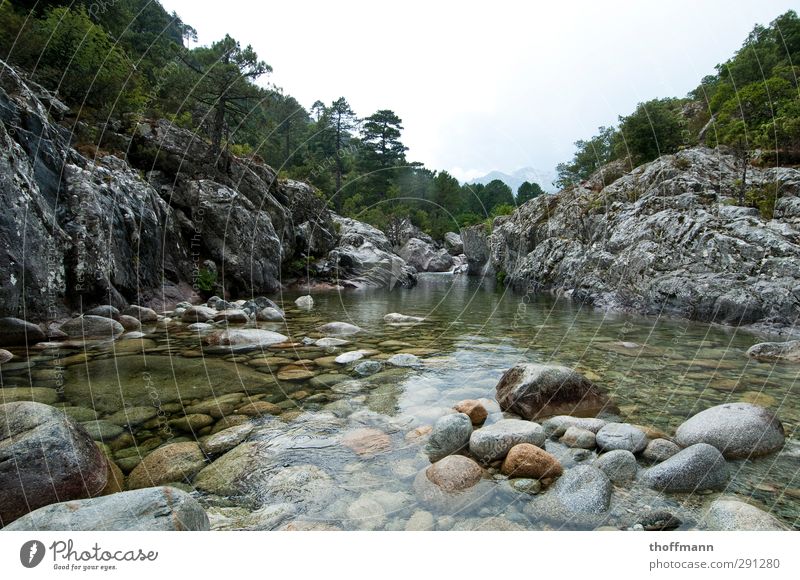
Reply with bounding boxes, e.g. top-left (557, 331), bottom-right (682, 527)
top-left (2, 273), bottom-right (798, 530)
